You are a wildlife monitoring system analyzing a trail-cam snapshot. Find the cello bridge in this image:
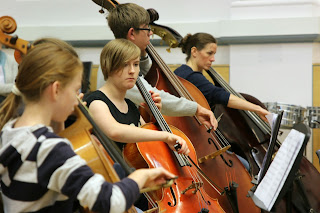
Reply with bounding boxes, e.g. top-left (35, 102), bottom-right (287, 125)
top-left (181, 181), bottom-right (203, 194)
top-left (198, 145), bottom-right (231, 163)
